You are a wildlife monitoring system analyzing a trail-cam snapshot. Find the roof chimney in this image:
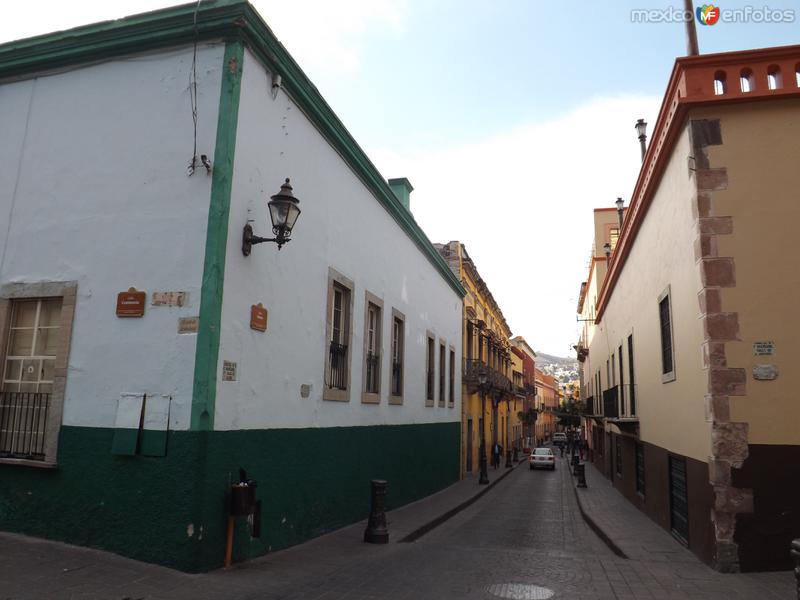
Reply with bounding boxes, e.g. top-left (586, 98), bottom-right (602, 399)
top-left (388, 178), bottom-right (414, 211)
